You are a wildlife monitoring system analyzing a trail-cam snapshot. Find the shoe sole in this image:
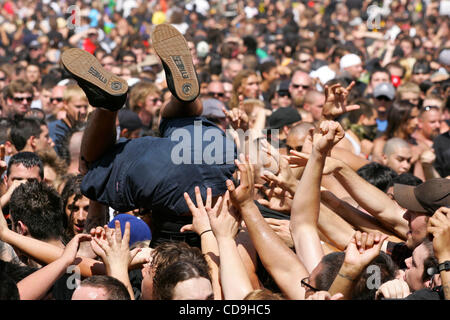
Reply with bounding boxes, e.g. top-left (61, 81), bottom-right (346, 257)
top-left (152, 24), bottom-right (199, 102)
top-left (61, 48), bottom-right (128, 97)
